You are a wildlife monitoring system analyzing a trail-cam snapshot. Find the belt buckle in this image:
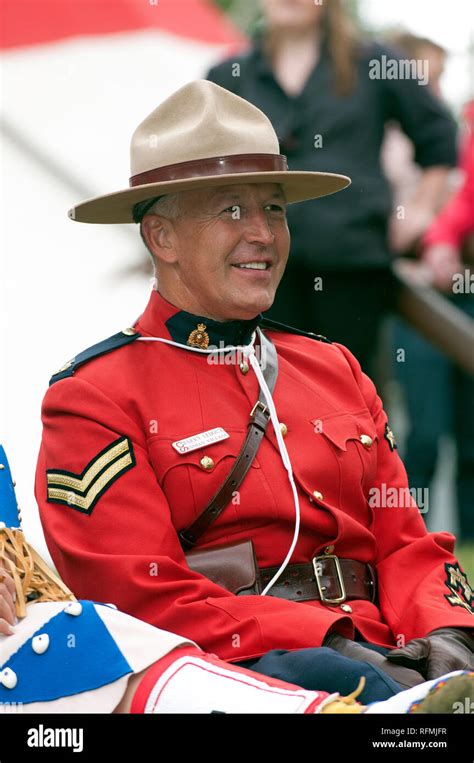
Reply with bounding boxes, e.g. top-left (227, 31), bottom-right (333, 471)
top-left (312, 554), bottom-right (347, 605)
top-left (250, 401), bottom-right (268, 418)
